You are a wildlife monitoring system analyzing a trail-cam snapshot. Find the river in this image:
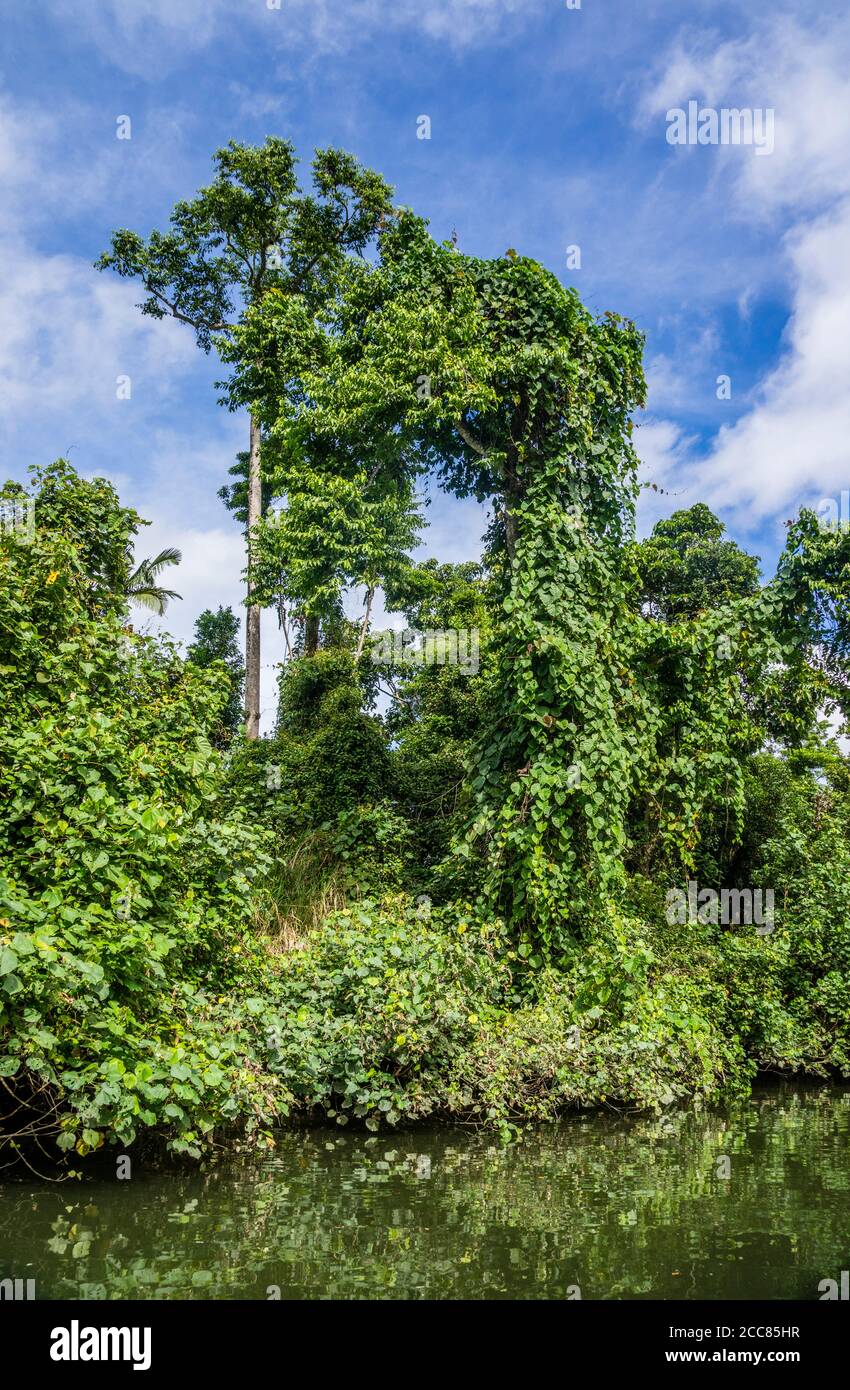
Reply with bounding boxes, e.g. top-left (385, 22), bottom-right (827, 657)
top-left (2, 1083), bottom-right (848, 1299)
